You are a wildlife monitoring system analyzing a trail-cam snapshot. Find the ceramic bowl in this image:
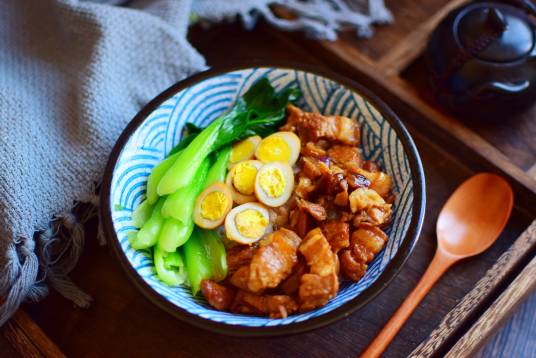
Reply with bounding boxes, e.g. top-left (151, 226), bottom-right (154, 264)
top-left (100, 64), bottom-right (425, 336)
